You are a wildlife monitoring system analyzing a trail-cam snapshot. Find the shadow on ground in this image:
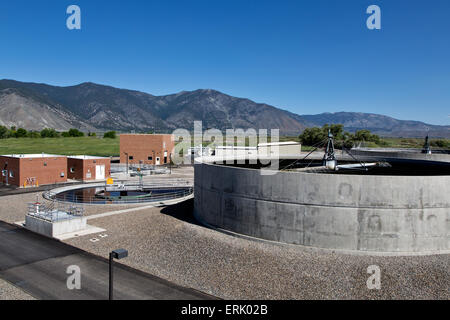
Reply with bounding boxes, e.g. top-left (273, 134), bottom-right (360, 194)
top-left (160, 198), bottom-right (203, 227)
